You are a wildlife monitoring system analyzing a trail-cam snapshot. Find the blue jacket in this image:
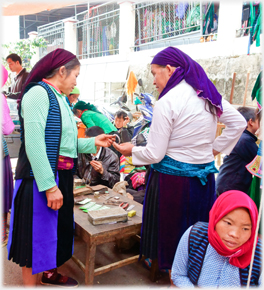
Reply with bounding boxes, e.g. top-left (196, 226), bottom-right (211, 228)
top-left (216, 129), bottom-right (258, 194)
